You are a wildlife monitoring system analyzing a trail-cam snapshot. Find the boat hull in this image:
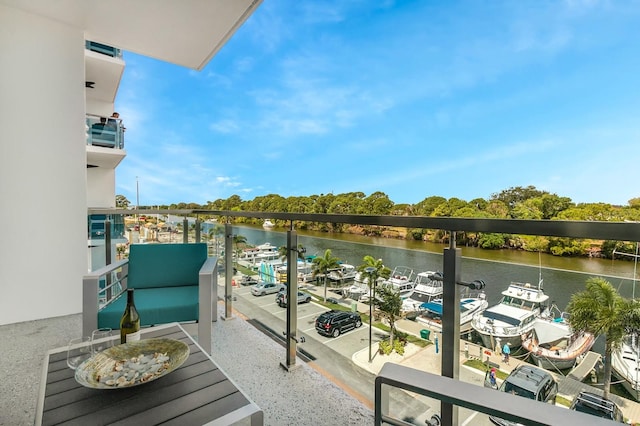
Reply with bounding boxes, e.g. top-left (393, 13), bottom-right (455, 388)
top-left (520, 317), bottom-right (596, 371)
top-left (612, 340), bottom-right (640, 401)
top-left (475, 330), bottom-right (523, 351)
